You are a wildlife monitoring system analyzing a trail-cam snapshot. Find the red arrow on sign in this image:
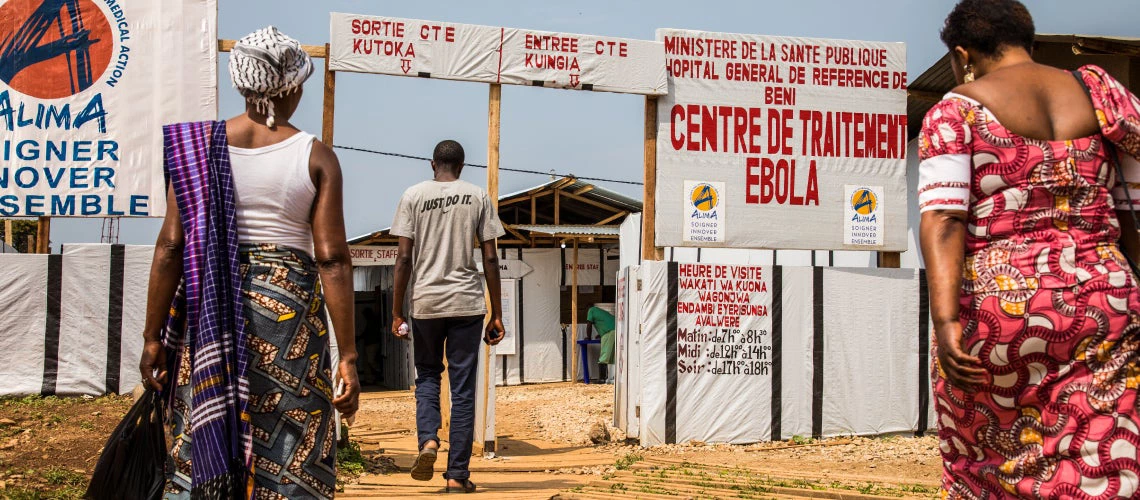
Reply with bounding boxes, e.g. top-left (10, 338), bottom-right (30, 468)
top-left (569, 73), bottom-right (580, 87)
top-left (401, 59), bottom-right (412, 74)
